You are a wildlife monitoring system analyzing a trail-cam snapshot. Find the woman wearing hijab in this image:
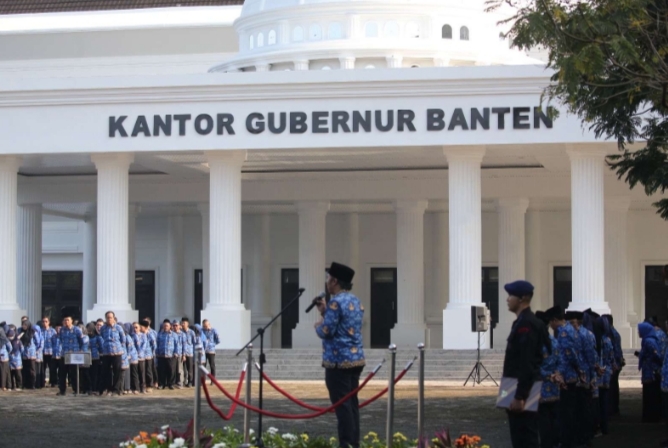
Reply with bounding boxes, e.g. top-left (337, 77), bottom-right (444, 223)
top-left (7, 329), bottom-right (23, 390)
top-left (123, 322), bottom-right (140, 395)
top-left (0, 326), bottom-right (11, 391)
top-left (19, 320), bottom-right (37, 389)
top-left (638, 321), bottom-right (663, 423)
